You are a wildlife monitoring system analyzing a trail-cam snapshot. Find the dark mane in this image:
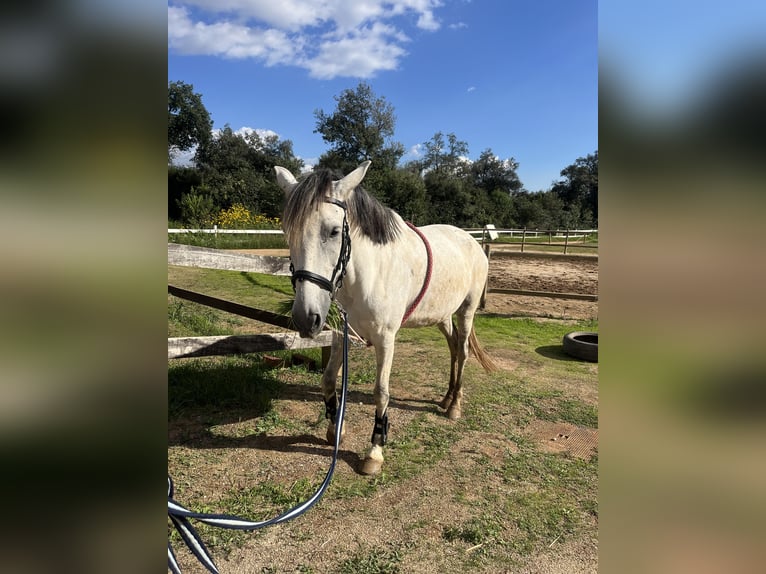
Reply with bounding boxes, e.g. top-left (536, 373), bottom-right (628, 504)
top-left (282, 168), bottom-right (401, 245)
